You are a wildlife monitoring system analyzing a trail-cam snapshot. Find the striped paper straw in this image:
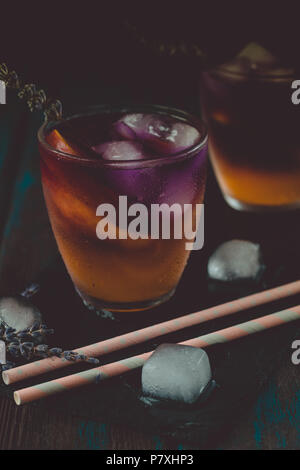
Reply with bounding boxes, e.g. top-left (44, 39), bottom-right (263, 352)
top-left (3, 279), bottom-right (300, 386)
top-left (13, 305), bottom-right (300, 405)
